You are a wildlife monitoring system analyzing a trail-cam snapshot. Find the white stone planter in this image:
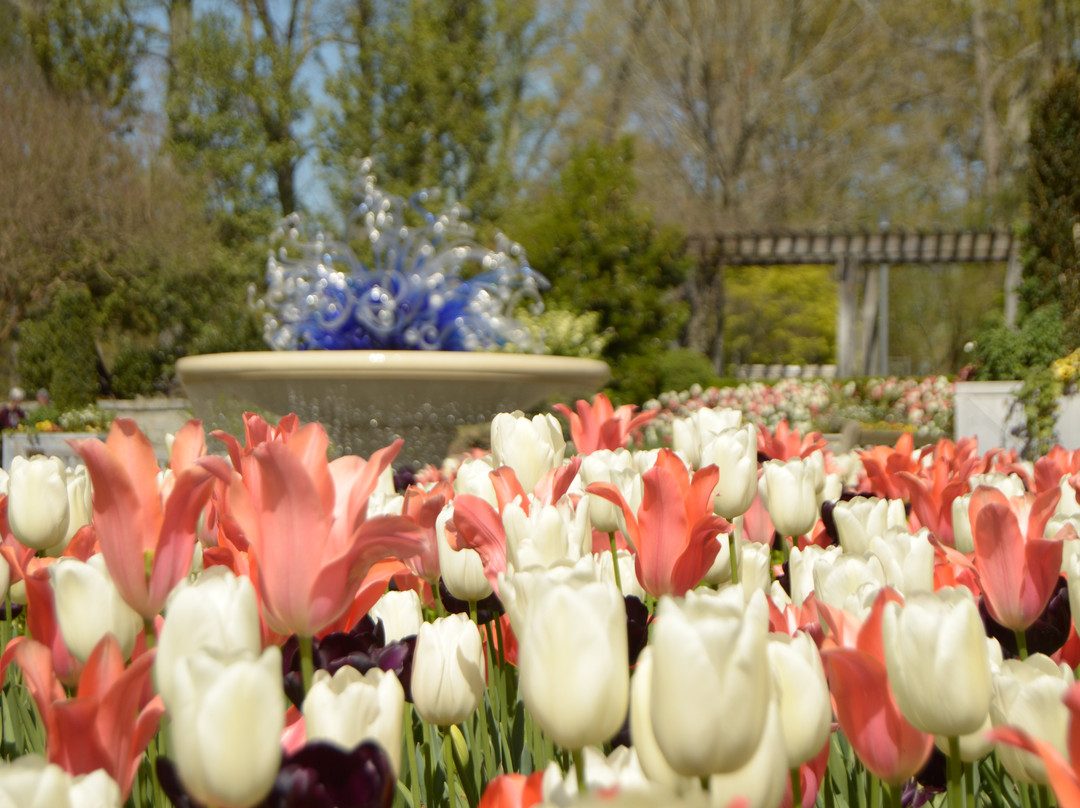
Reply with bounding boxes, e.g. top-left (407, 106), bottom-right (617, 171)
top-left (177, 351), bottom-right (609, 467)
top-left (954, 380), bottom-right (1080, 452)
